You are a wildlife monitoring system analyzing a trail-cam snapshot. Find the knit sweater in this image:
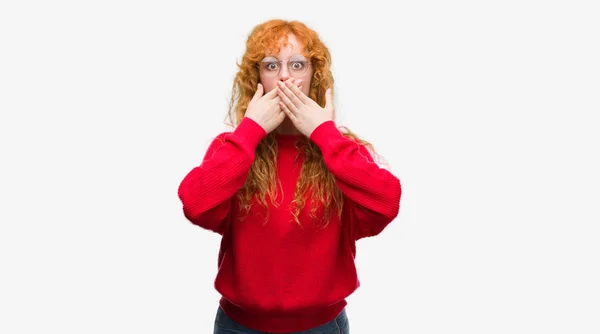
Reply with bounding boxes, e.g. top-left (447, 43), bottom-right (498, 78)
top-left (177, 117), bottom-right (401, 333)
